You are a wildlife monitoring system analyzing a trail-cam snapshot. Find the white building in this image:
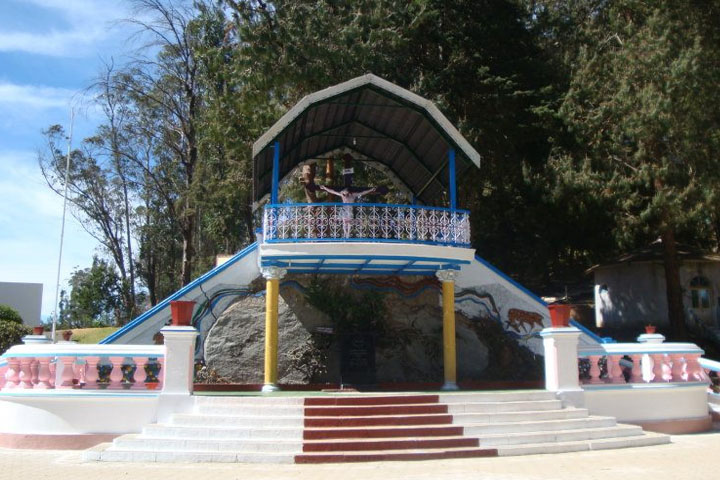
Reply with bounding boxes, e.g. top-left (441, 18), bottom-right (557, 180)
top-left (590, 241), bottom-right (720, 330)
top-left (0, 282), bottom-right (43, 327)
